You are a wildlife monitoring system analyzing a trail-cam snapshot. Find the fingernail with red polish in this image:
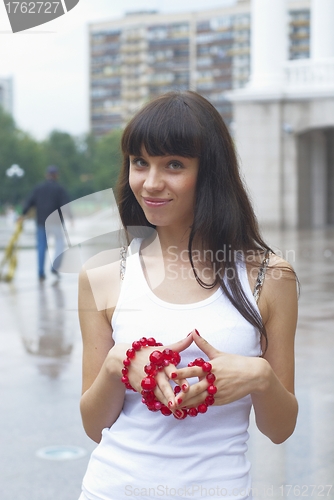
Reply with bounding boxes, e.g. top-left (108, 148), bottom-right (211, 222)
top-left (177, 398), bottom-right (183, 405)
top-left (182, 384), bottom-right (188, 391)
top-left (187, 332), bottom-right (192, 337)
top-left (168, 401), bottom-right (174, 408)
top-left (175, 410), bottom-right (183, 418)
top-left (170, 372), bottom-right (177, 379)
top-left (195, 329), bottom-right (200, 336)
